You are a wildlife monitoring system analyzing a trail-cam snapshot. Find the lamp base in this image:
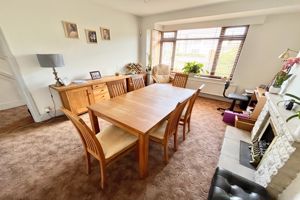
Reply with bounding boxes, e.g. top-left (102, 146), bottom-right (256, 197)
top-left (55, 79), bottom-right (64, 87)
top-left (52, 67), bottom-right (65, 87)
